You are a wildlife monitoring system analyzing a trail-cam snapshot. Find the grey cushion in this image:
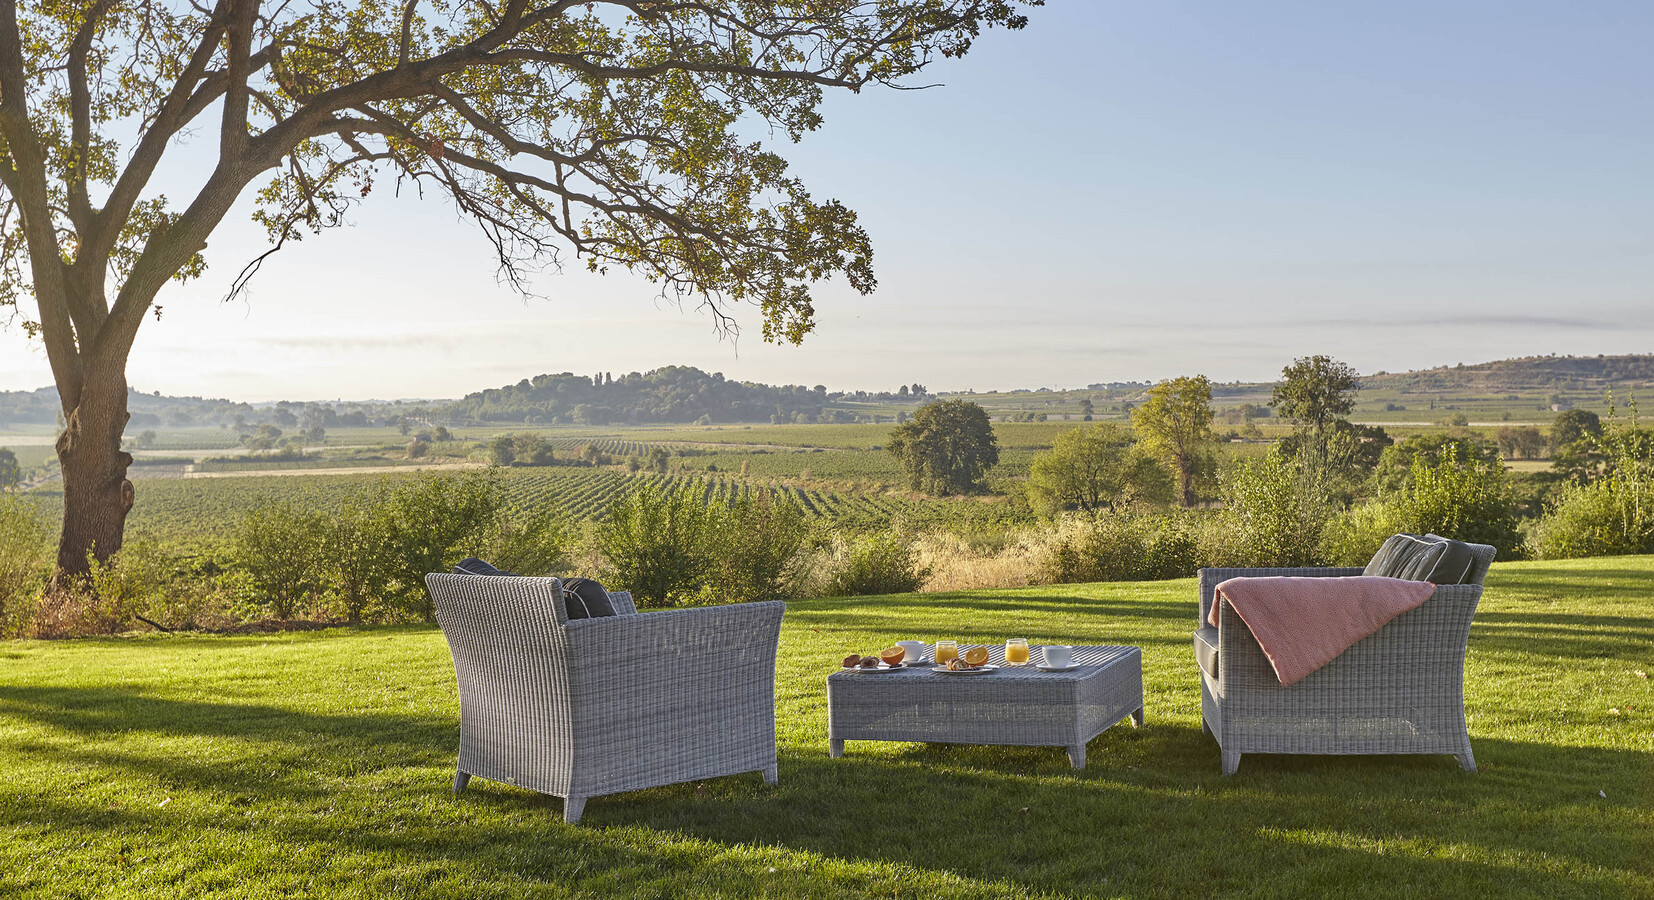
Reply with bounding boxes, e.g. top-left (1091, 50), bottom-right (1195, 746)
top-left (1364, 534), bottom-right (1447, 581)
top-left (1422, 534), bottom-right (1478, 585)
top-left (1193, 626), bottom-right (1219, 679)
top-left (562, 577), bottom-right (615, 620)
